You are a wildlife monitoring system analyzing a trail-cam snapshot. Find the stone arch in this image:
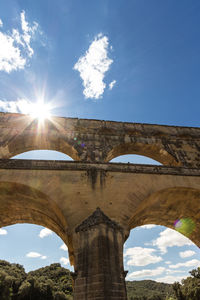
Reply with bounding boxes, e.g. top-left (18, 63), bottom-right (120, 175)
top-left (128, 187), bottom-right (200, 247)
top-left (0, 181), bottom-right (73, 263)
top-left (0, 117), bottom-right (80, 160)
top-left (105, 142), bottom-right (180, 166)
top-left (7, 138), bottom-right (79, 161)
